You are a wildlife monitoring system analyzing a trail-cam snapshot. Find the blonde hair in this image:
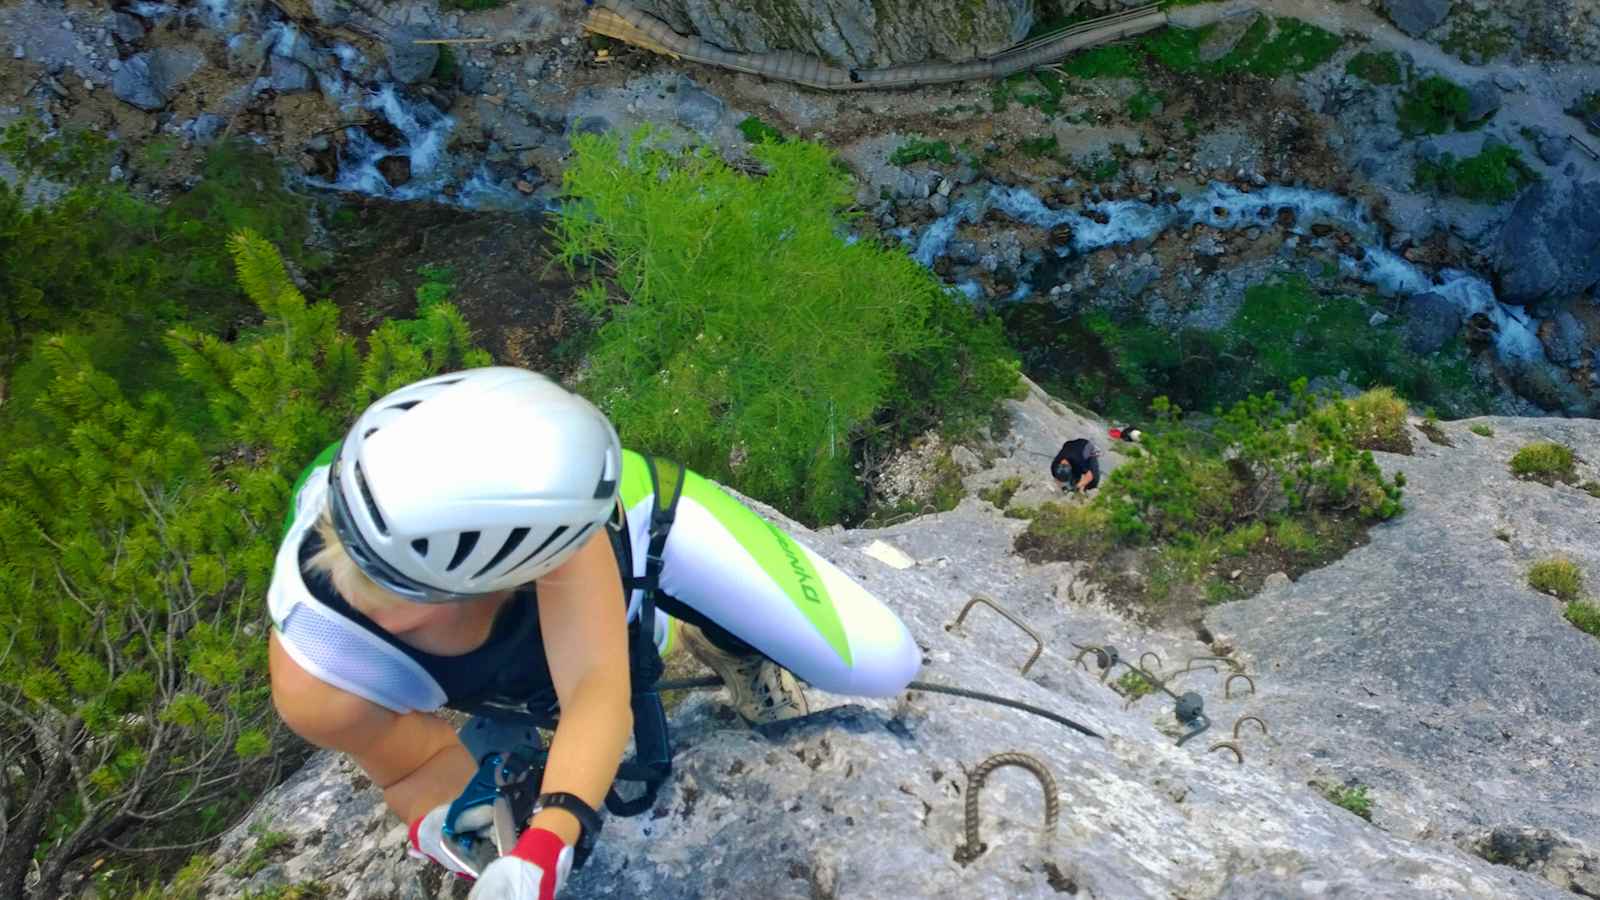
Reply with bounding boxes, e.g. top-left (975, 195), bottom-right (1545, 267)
top-left (307, 511), bottom-right (410, 615)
